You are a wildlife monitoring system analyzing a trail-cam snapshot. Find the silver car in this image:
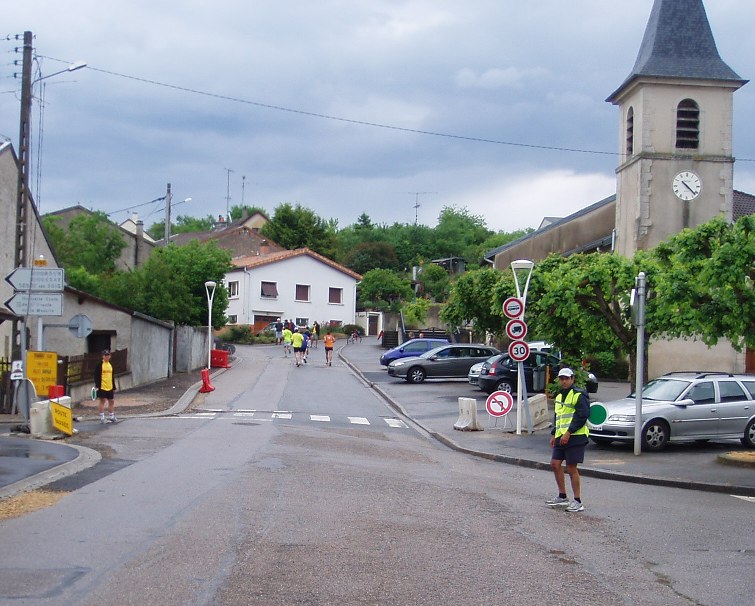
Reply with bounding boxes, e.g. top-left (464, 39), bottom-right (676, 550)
top-left (588, 372), bottom-right (755, 451)
top-left (467, 354), bottom-right (500, 389)
top-left (388, 344), bottom-right (499, 384)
